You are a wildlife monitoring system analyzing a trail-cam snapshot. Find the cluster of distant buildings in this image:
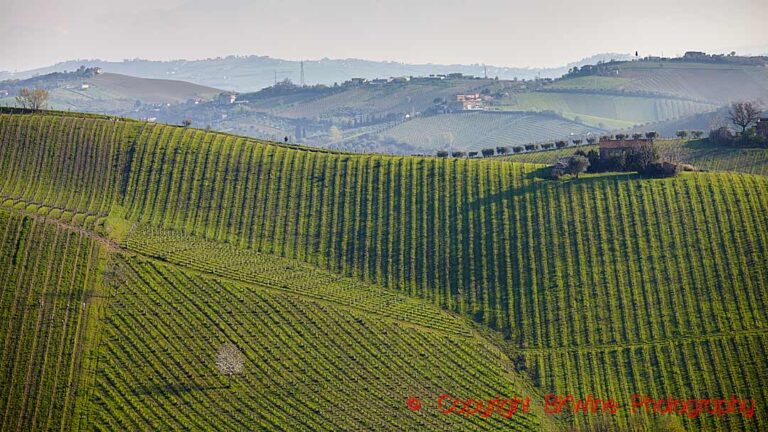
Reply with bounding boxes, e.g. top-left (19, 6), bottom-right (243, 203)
top-left (450, 93), bottom-right (491, 111)
top-left (71, 66), bottom-right (102, 90)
